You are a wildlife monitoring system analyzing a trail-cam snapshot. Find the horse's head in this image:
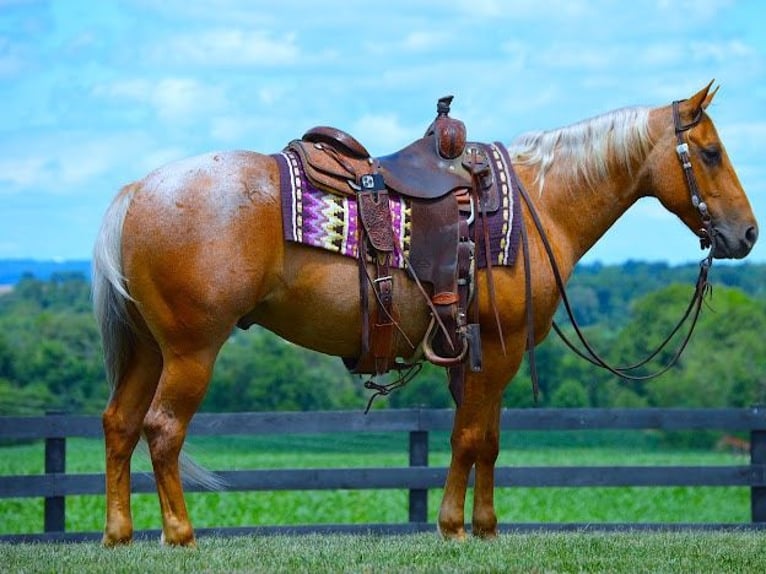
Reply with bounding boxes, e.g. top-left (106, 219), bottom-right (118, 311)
top-left (646, 81), bottom-right (758, 259)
